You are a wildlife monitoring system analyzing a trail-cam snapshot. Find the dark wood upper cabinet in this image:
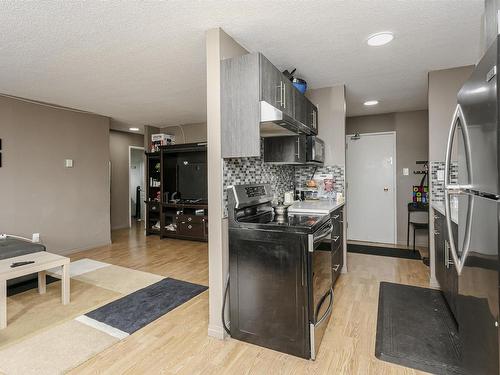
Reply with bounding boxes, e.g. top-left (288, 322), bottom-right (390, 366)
top-left (221, 52), bottom-right (318, 158)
